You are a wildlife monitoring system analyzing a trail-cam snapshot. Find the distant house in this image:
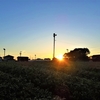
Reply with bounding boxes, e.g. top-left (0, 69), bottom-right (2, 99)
top-left (36, 58), bottom-right (43, 61)
top-left (44, 58), bottom-right (51, 61)
top-left (17, 56), bottom-right (29, 61)
top-left (0, 57), bottom-right (2, 62)
top-left (3, 55), bottom-right (14, 61)
top-left (91, 55), bottom-right (100, 61)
